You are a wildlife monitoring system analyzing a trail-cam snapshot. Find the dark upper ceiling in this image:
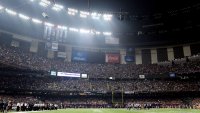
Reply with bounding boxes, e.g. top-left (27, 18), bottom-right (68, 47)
top-left (59, 0), bottom-right (200, 15)
top-left (1, 0), bottom-right (199, 16)
top-left (0, 0), bottom-right (200, 47)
